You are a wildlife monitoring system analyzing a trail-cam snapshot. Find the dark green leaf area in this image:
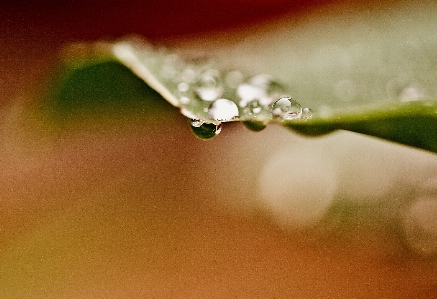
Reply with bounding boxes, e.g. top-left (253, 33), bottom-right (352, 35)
top-left (190, 122), bottom-right (219, 140)
top-left (286, 101), bottom-right (437, 154)
top-left (46, 61), bottom-right (176, 121)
